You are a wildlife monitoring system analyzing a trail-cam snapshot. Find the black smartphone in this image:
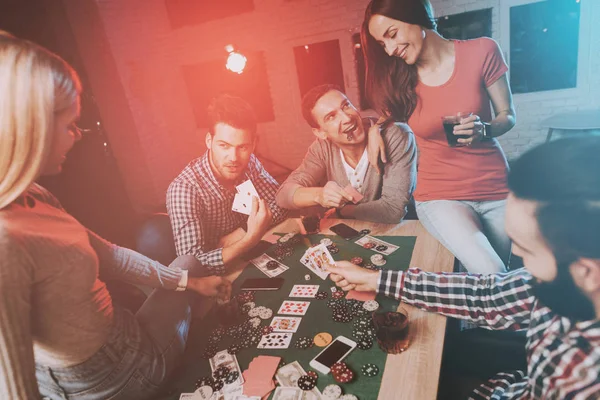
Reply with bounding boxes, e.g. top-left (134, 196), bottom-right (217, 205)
top-left (329, 223), bottom-right (360, 239)
top-left (241, 240), bottom-right (272, 261)
top-left (240, 277), bottom-right (284, 291)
